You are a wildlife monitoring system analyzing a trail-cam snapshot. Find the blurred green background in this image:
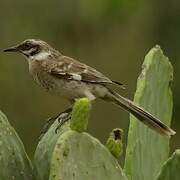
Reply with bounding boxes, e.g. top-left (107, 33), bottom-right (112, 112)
top-left (0, 0), bottom-right (179, 157)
